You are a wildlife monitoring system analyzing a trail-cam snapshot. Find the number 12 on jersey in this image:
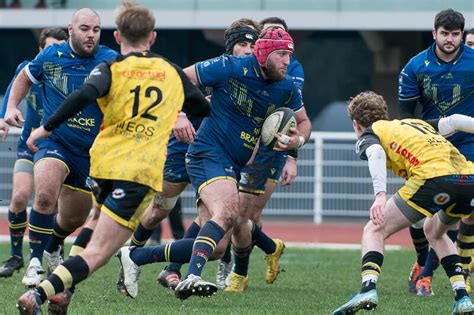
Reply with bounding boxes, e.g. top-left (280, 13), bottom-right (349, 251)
top-left (130, 85), bottom-right (163, 121)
